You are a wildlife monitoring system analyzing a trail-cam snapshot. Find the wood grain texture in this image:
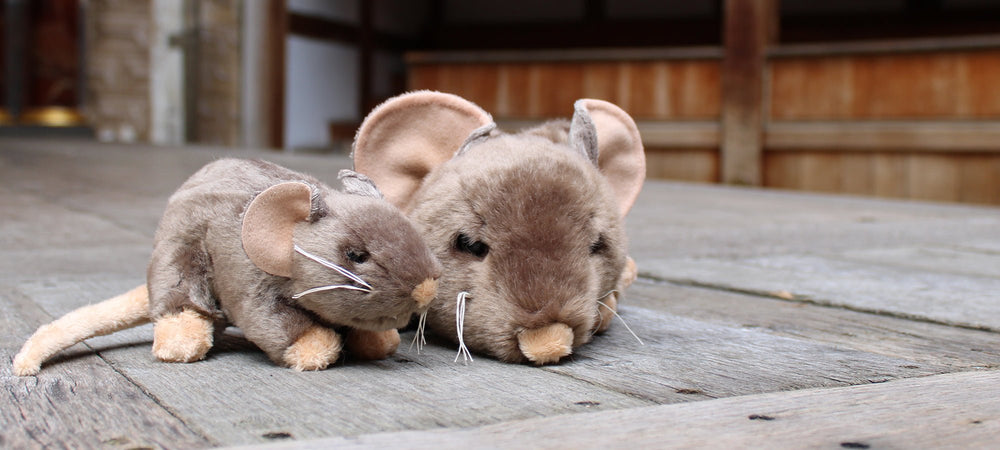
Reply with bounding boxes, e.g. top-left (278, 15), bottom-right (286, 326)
top-left (543, 305), bottom-right (933, 403)
top-left (92, 330), bottom-right (654, 445)
top-left (407, 60), bottom-right (720, 120)
top-left (764, 121), bottom-right (1000, 152)
top-left (248, 370), bottom-right (1000, 449)
top-left (626, 280), bottom-right (1000, 372)
top-left (5, 139), bottom-right (1000, 448)
top-left (645, 148), bottom-right (718, 182)
top-left (719, 0), bottom-right (775, 185)
top-left (2, 284), bottom-right (210, 449)
top-left (771, 50), bottom-right (1000, 120)
top-left (643, 254), bottom-right (1000, 331)
top-left (764, 150), bottom-right (1000, 205)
